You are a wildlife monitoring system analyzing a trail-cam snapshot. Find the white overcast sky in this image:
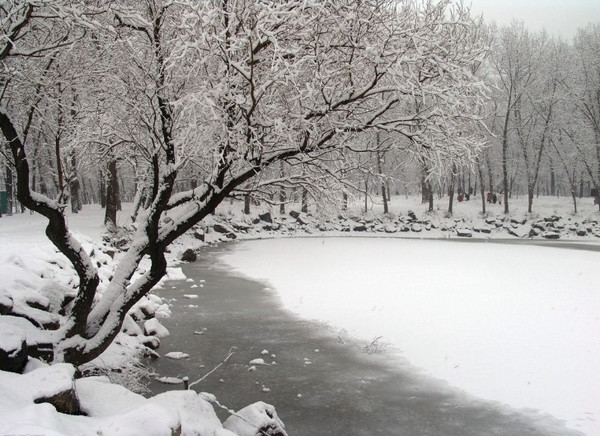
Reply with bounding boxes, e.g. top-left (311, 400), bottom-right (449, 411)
top-left (467, 0), bottom-right (600, 39)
